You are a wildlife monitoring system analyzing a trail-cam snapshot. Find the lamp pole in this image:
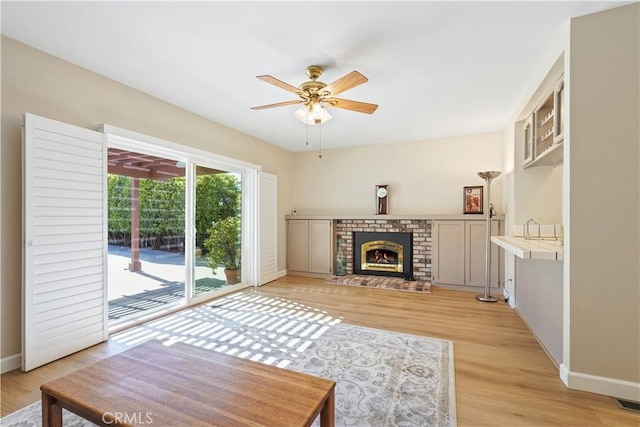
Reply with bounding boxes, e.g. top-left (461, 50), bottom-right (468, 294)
top-left (476, 171), bottom-right (501, 302)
